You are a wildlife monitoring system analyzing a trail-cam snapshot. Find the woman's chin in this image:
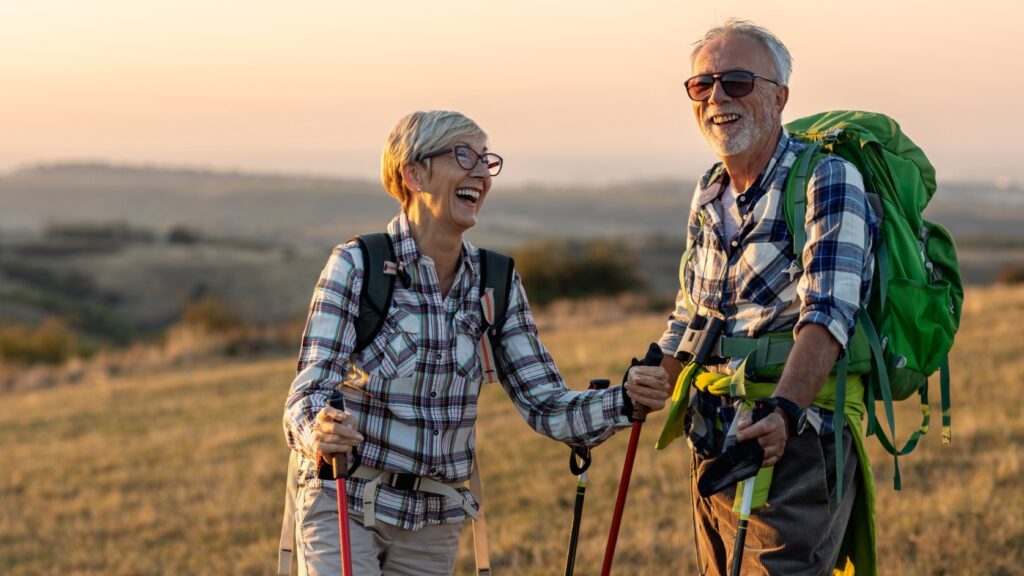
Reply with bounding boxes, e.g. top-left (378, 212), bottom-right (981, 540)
top-left (449, 210), bottom-right (479, 232)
